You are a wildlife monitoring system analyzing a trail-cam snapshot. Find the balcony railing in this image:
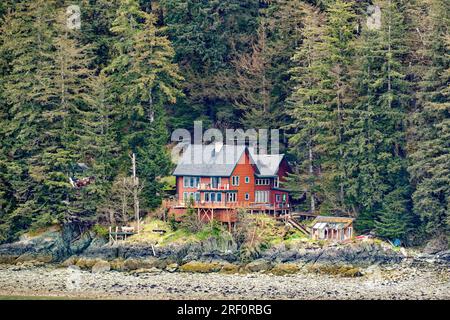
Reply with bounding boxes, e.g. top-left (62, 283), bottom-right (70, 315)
top-left (197, 183), bottom-right (231, 190)
top-left (165, 199), bottom-right (290, 210)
